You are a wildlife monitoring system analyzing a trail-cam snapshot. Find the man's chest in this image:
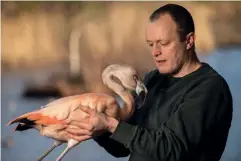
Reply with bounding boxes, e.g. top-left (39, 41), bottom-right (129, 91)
top-left (133, 81), bottom-right (184, 130)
